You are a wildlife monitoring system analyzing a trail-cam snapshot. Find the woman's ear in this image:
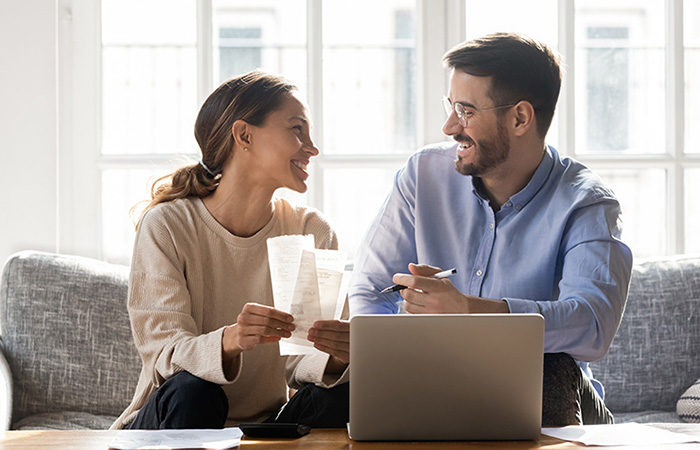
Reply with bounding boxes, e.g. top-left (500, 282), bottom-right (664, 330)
top-left (232, 119), bottom-right (252, 148)
top-left (511, 101), bottom-right (536, 137)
